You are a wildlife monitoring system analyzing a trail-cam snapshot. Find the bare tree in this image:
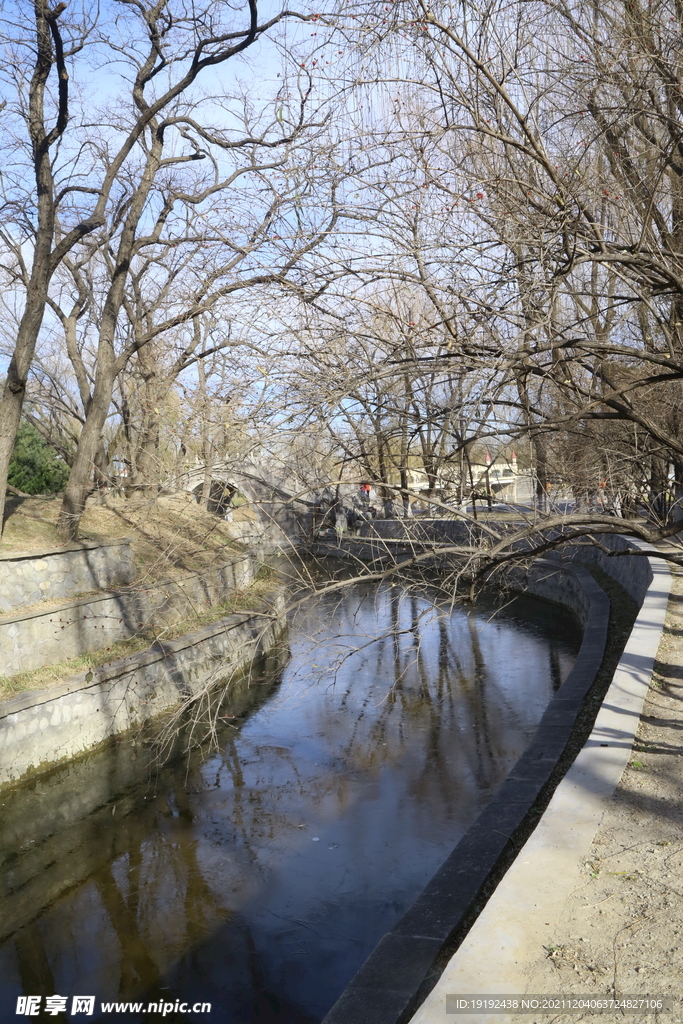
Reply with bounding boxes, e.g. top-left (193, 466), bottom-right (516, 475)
top-left (284, 297), bottom-right (501, 502)
top-left (0, 1), bottom-right (97, 529)
top-left (291, 0), bottom-right (683, 555)
top-left (0, 0), bottom-right (329, 537)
